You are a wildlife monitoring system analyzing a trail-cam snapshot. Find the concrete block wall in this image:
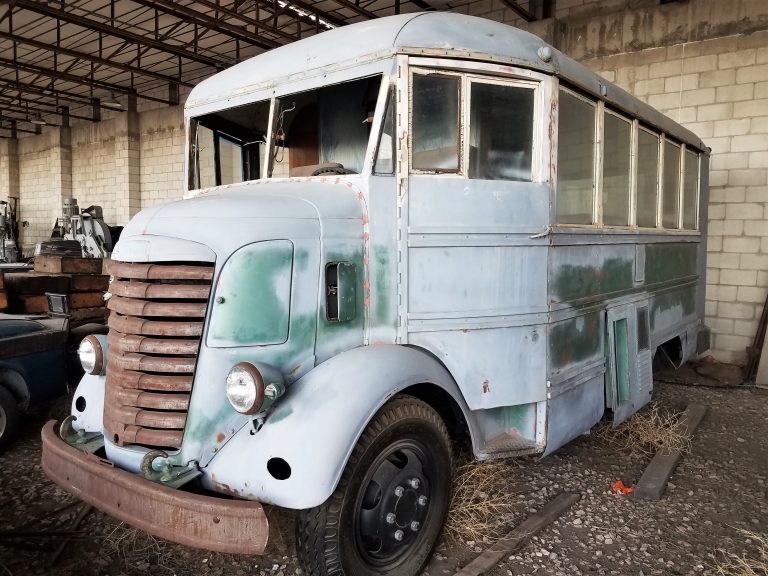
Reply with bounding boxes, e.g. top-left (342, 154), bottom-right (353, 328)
top-left (71, 118), bottom-right (119, 225)
top-left (139, 106), bottom-right (185, 208)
